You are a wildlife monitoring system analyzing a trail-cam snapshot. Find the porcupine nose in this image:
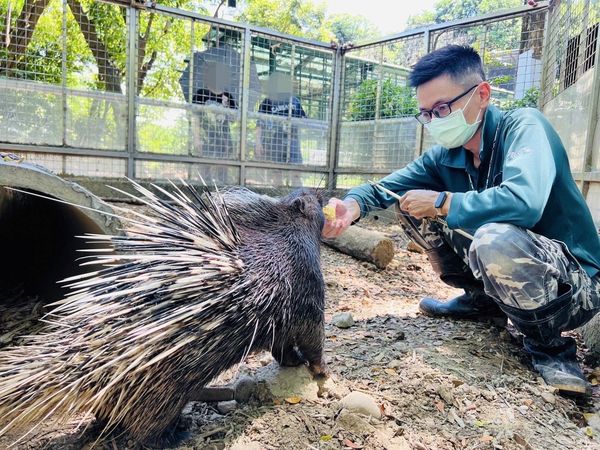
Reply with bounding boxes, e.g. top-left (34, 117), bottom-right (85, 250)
top-left (0, 156), bottom-right (121, 301)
